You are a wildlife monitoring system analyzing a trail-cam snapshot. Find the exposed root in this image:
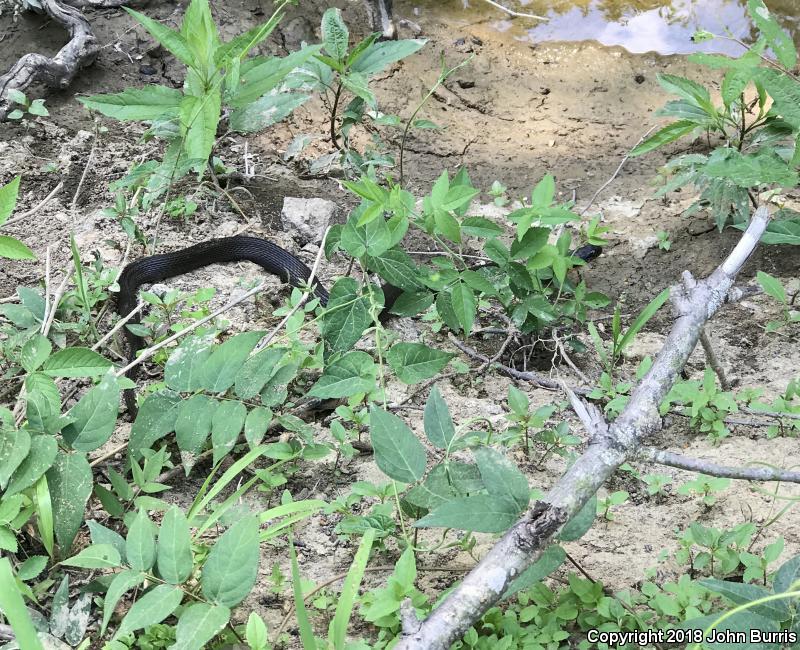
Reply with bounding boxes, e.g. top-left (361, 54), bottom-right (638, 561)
top-left (0, 0), bottom-right (100, 119)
